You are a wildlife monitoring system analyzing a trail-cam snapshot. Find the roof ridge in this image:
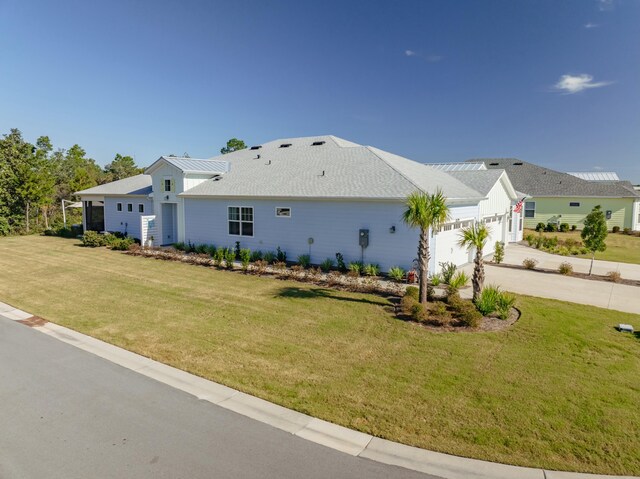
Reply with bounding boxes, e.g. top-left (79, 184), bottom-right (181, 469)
top-left (364, 146), bottom-right (424, 192)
